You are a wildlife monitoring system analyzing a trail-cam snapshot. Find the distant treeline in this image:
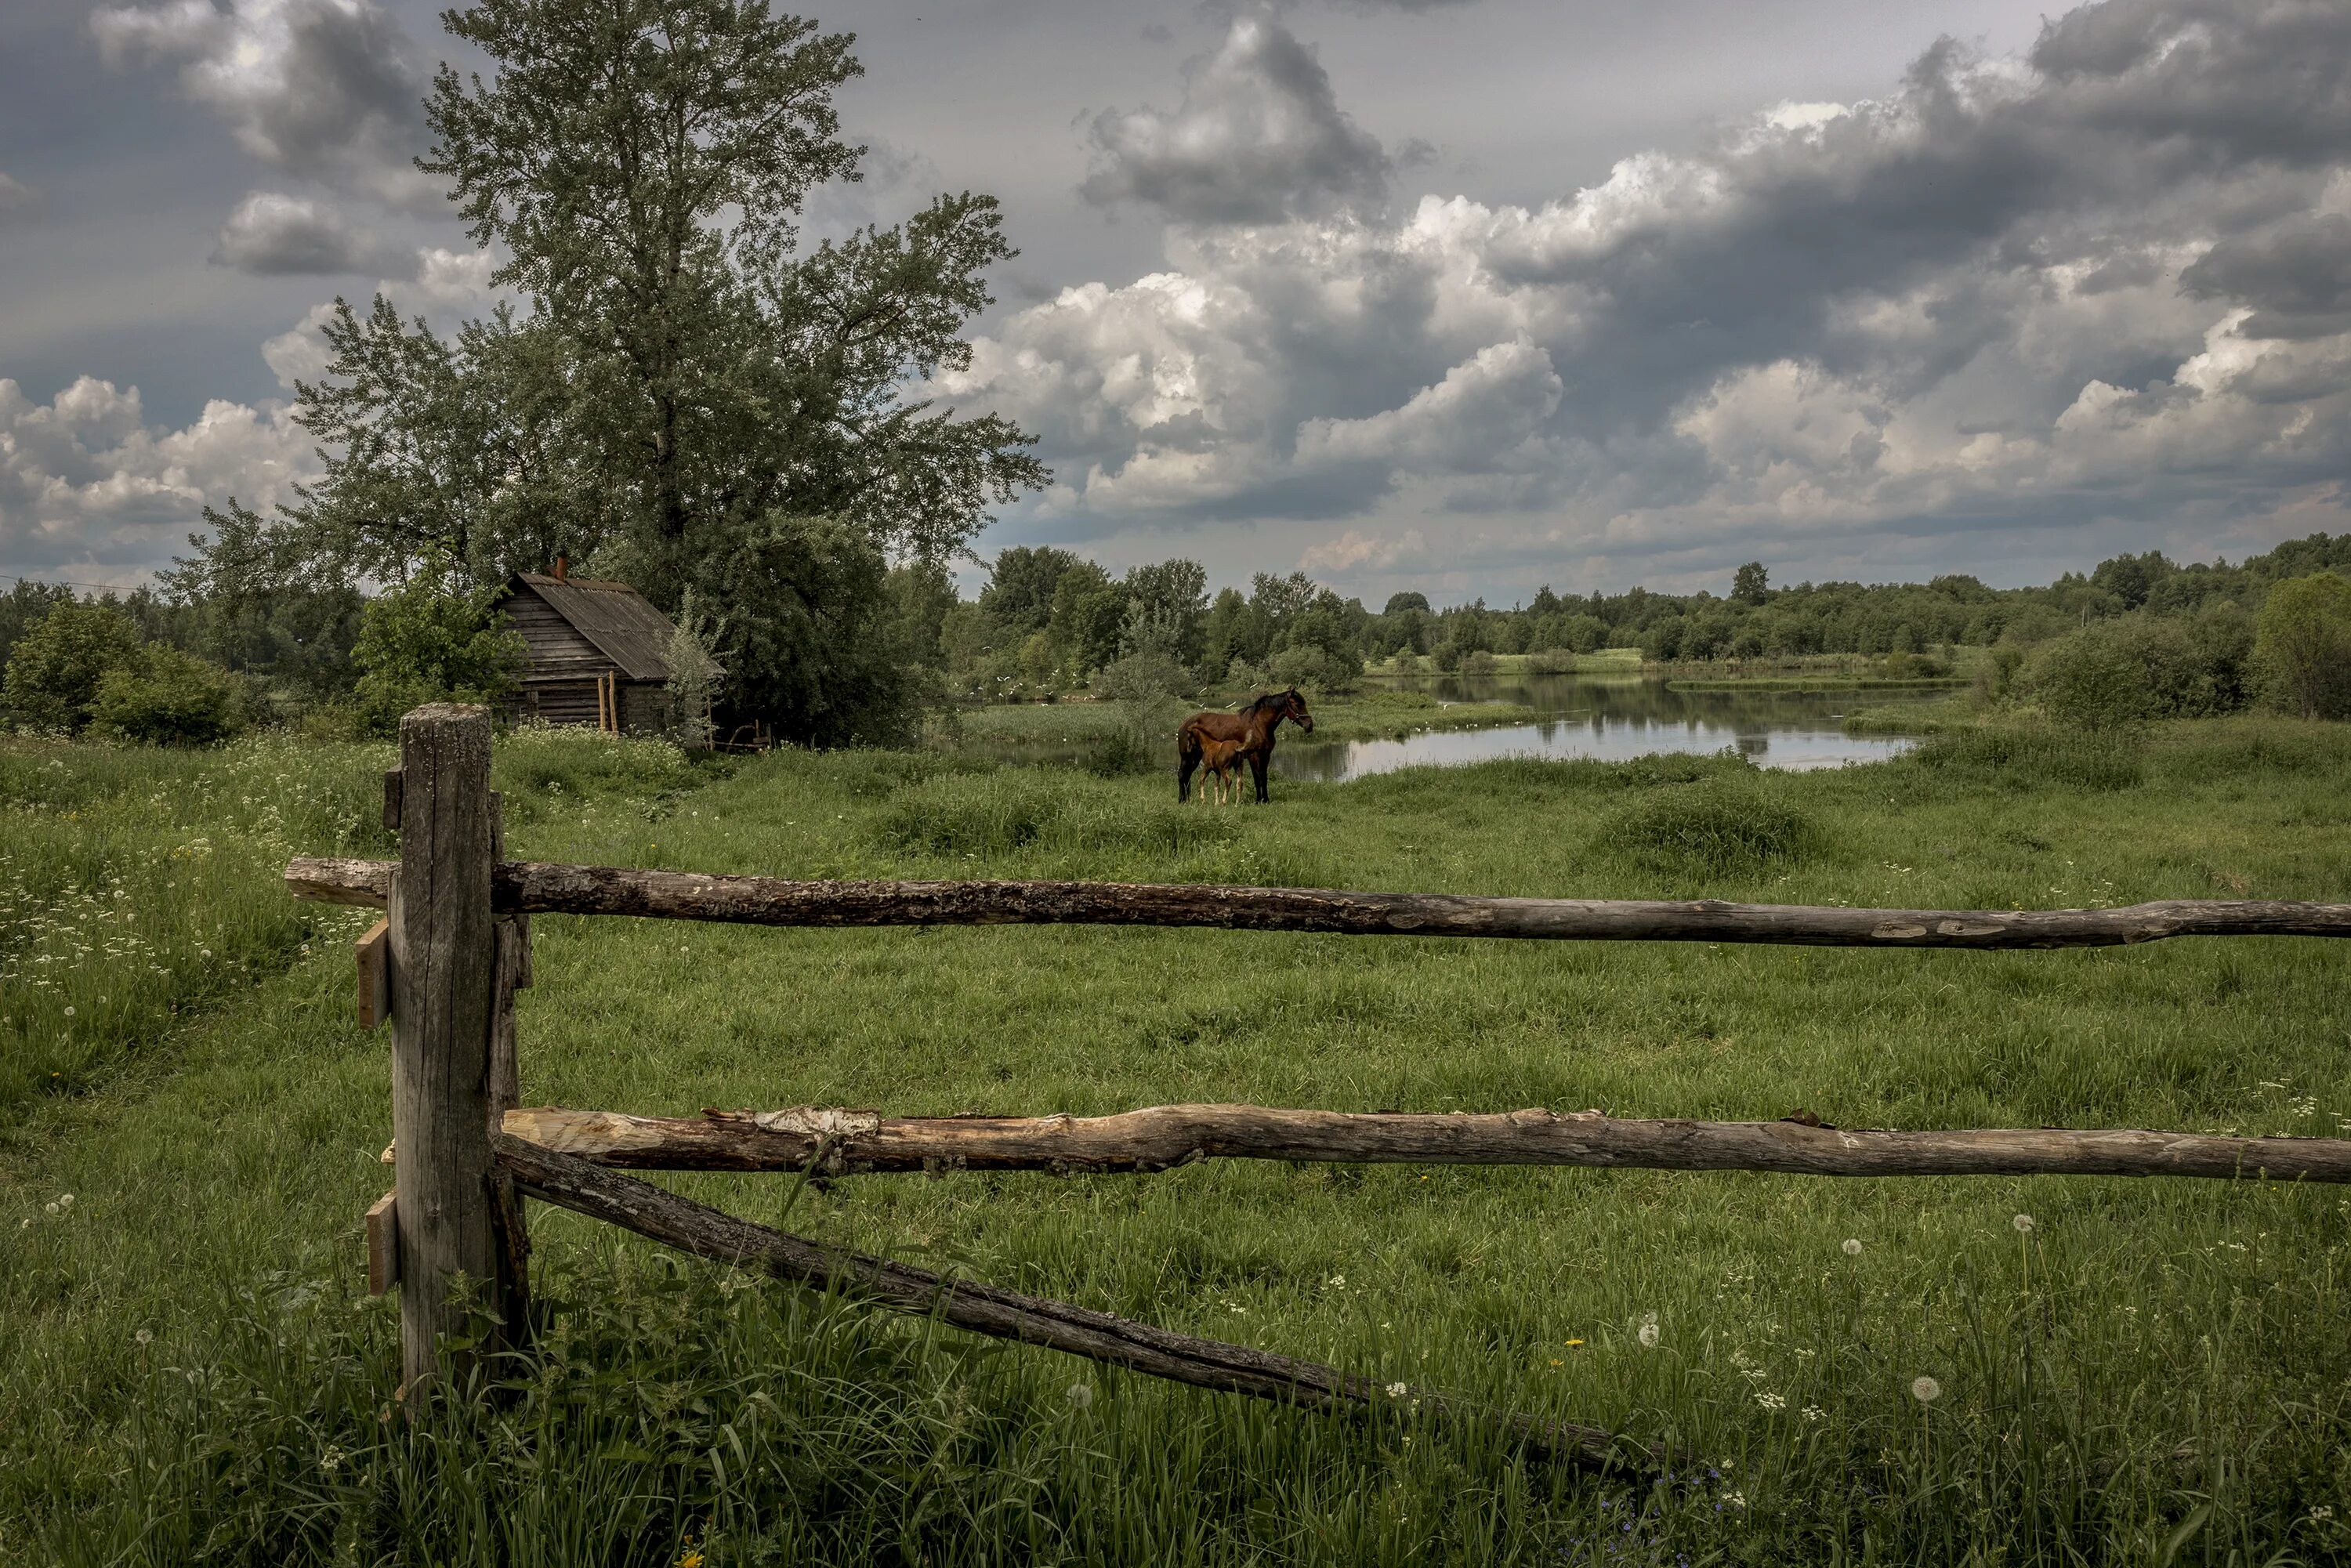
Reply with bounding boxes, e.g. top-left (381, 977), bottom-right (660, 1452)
top-left (5, 531), bottom-right (2350, 740)
top-left (926, 534), bottom-right (2351, 701)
